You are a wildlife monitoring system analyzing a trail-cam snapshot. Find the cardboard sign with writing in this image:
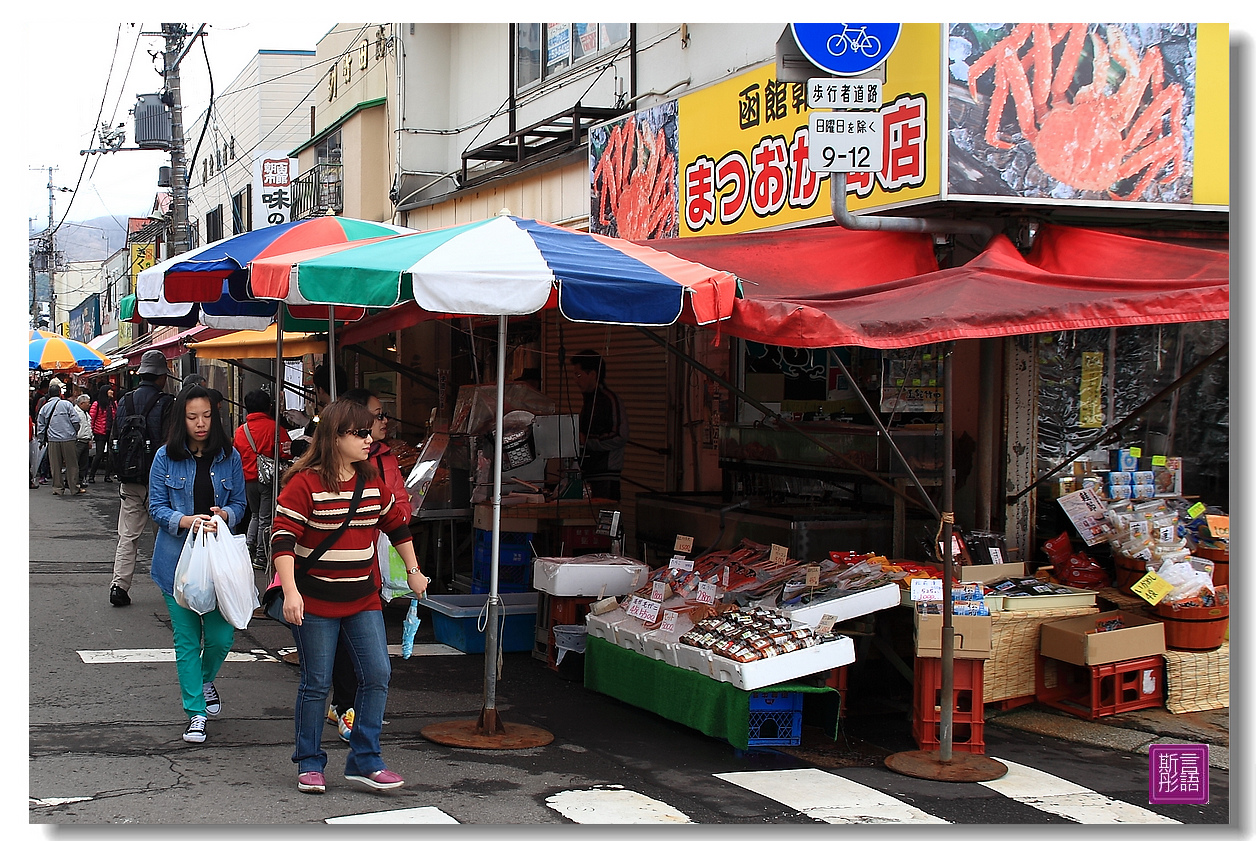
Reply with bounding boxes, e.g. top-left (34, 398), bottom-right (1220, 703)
top-left (669, 555), bottom-right (695, 571)
top-left (660, 610), bottom-right (678, 634)
top-left (1130, 571), bottom-right (1174, 605)
top-left (650, 581), bottom-right (668, 602)
top-left (696, 581), bottom-right (718, 604)
top-left (769, 544), bottom-right (790, 564)
top-left (910, 578), bottom-right (944, 602)
top-left (721, 566), bottom-right (730, 587)
top-left (805, 565), bottom-right (821, 587)
top-left (625, 596), bottom-right (662, 623)
top-left (1205, 515), bottom-right (1229, 539)
top-left (674, 534), bottom-right (695, 554)
top-left (1057, 487), bottom-right (1115, 546)
top-left (815, 614), bottom-right (838, 635)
